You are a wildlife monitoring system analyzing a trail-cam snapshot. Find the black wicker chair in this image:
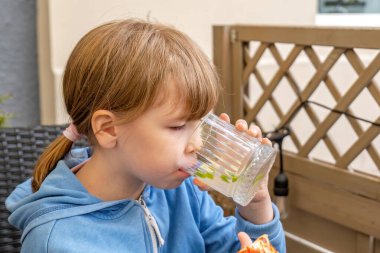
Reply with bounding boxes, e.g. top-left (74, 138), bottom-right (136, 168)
top-left (0, 125), bottom-right (88, 253)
